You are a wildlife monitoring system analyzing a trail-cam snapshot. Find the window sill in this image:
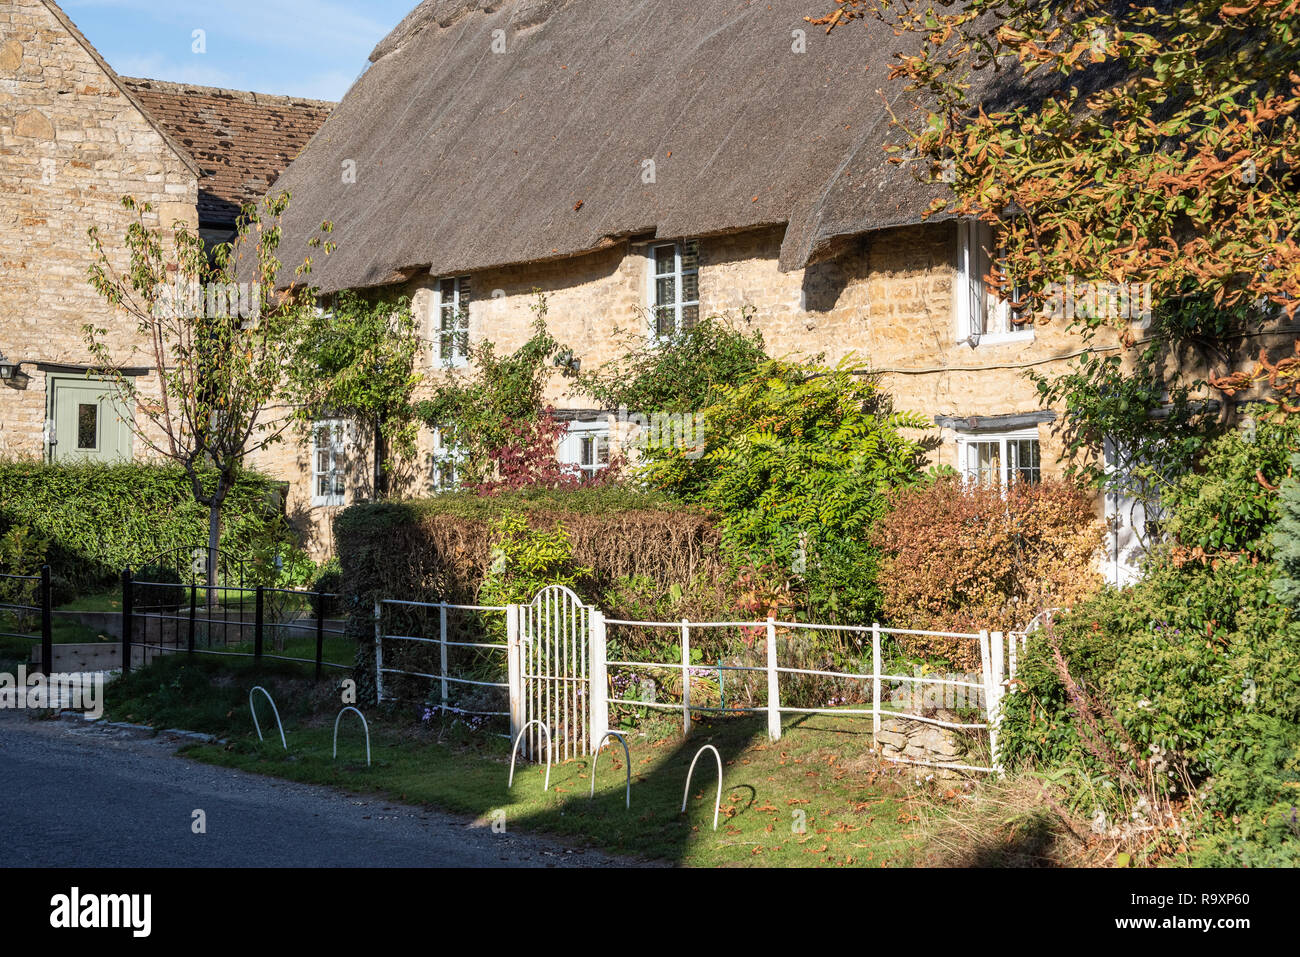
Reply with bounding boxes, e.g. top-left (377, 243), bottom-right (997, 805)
top-left (965, 331), bottom-right (1034, 348)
